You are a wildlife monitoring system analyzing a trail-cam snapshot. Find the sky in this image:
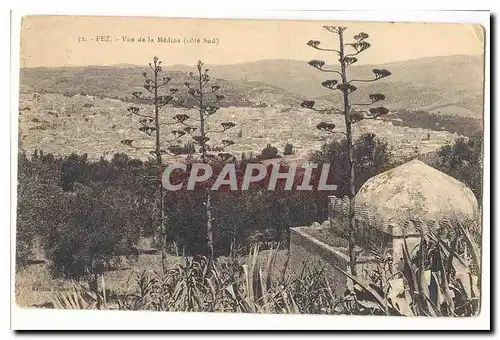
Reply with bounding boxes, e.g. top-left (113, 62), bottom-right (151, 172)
top-left (20, 16), bottom-right (485, 68)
